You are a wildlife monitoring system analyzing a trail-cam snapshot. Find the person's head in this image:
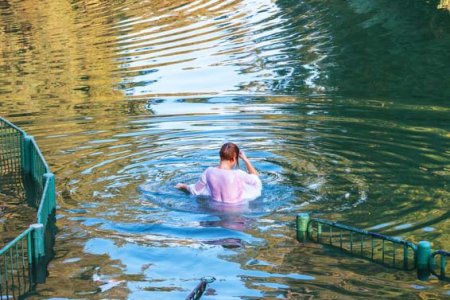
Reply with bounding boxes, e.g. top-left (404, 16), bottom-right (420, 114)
top-left (220, 142), bottom-right (240, 167)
